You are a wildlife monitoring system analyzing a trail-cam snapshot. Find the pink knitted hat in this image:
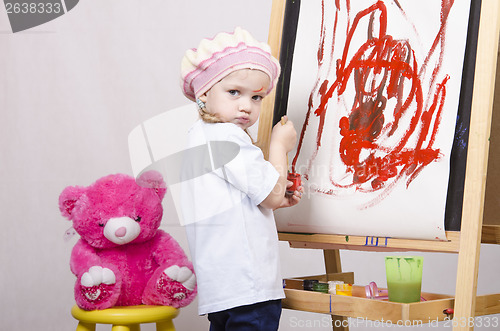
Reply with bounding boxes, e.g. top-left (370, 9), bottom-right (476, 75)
top-left (181, 27), bottom-right (281, 101)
